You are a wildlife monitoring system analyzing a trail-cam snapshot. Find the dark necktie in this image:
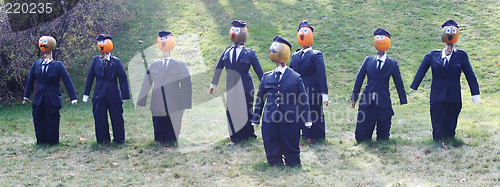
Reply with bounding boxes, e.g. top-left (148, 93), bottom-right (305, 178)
top-left (275, 71), bottom-right (282, 82)
top-left (377, 59), bottom-right (382, 70)
top-left (232, 46), bottom-right (237, 63)
top-left (442, 58), bottom-right (448, 67)
top-left (299, 51), bottom-right (304, 58)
